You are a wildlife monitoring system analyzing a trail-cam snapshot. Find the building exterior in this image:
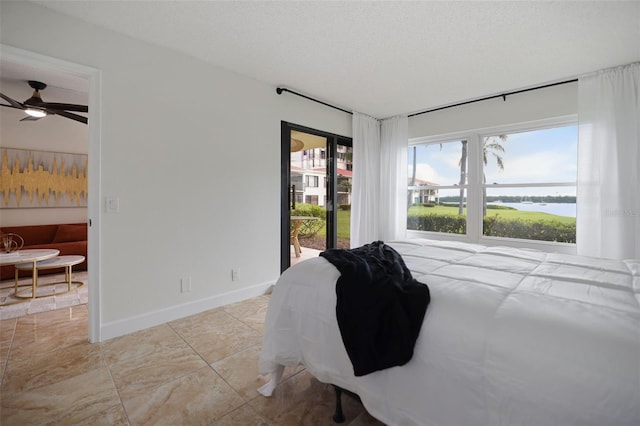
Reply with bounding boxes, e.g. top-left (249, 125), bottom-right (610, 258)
top-left (290, 146), bottom-right (353, 207)
top-left (408, 178), bottom-right (439, 204)
top-left (291, 148), bottom-right (439, 207)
